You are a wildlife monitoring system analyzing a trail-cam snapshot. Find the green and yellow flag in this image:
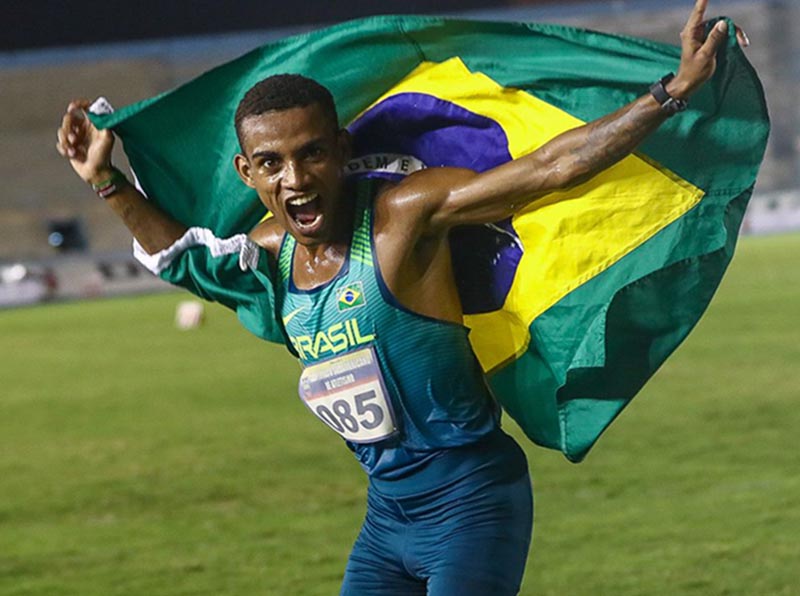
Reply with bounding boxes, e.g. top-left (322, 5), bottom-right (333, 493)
top-left (91, 16), bottom-right (769, 461)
